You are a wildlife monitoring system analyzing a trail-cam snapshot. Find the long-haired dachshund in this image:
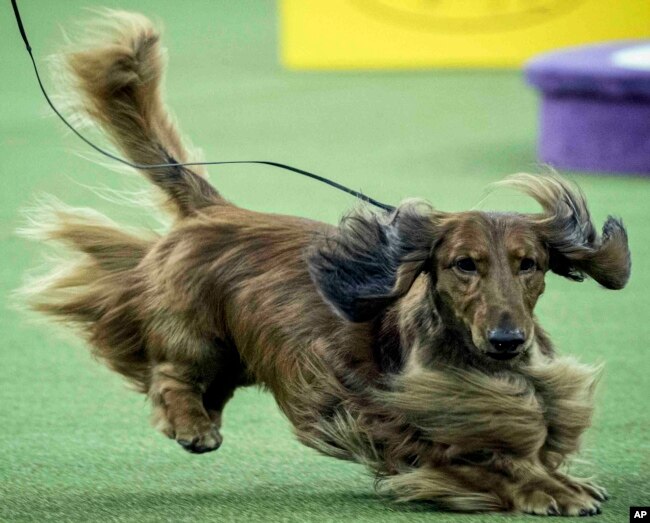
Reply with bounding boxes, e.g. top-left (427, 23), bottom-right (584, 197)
top-left (22, 12), bottom-right (631, 516)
